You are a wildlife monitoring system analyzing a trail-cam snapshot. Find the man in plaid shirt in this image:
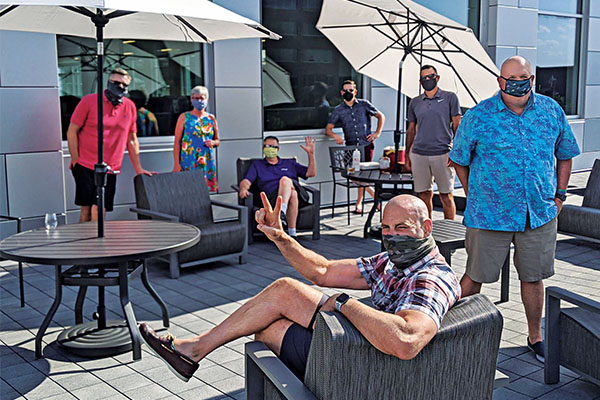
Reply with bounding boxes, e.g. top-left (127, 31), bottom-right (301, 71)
top-left (140, 194), bottom-right (461, 382)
